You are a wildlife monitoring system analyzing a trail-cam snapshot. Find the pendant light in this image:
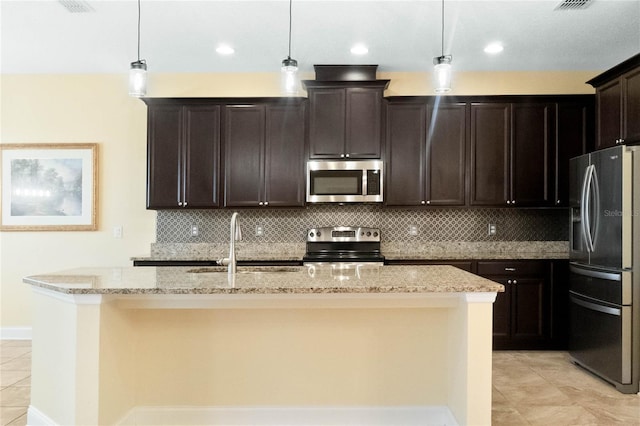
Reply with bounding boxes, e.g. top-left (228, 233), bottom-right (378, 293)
top-left (129, 0), bottom-right (147, 97)
top-left (281, 0), bottom-right (299, 95)
top-left (433, 0), bottom-right (452, 93)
